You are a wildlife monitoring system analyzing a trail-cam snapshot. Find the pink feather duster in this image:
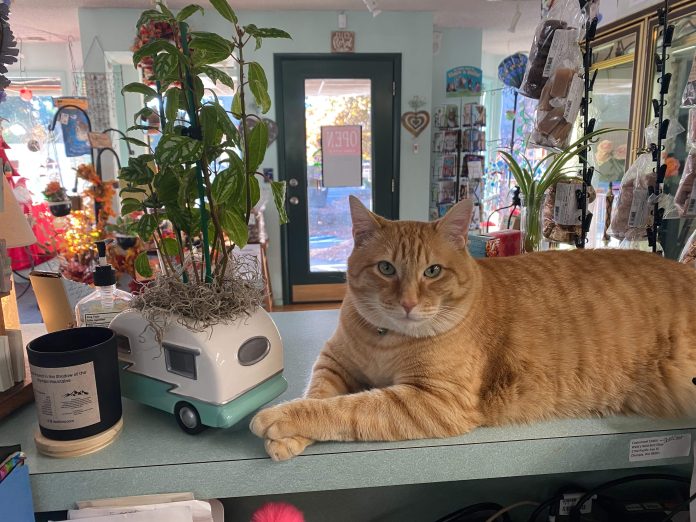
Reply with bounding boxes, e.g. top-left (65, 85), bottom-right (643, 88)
top-left (251, 502), bottom-right (305, 522)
